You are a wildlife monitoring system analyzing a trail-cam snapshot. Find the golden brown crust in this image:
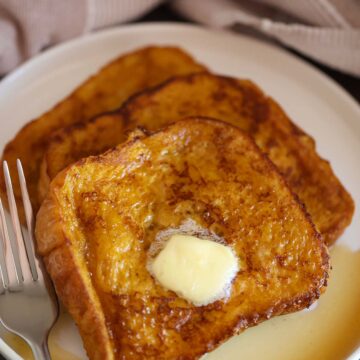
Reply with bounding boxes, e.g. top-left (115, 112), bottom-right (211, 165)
top-left (41, 73), bottom-right (354, 245)
top-left (37, 114), bottom-right (125, 204)
top-left (36, 117), bottom-right (329, 359)
top-left (0, 46), bottom-right (207, 219)
top-left (37, 183), bottom-right (114, 360)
